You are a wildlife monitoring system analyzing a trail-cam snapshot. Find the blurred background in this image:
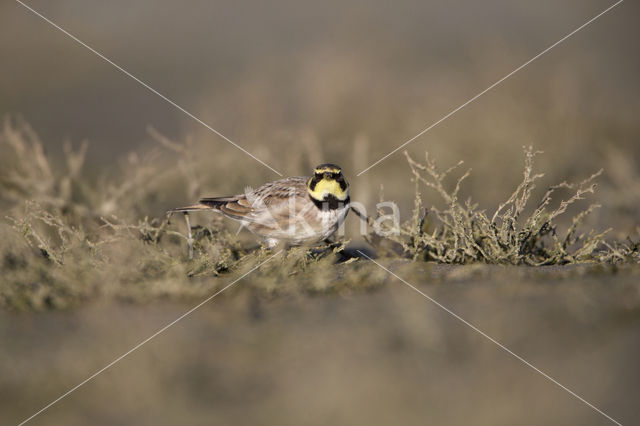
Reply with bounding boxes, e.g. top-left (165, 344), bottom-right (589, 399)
top-left (1, 0), bottom-right (639, 235)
